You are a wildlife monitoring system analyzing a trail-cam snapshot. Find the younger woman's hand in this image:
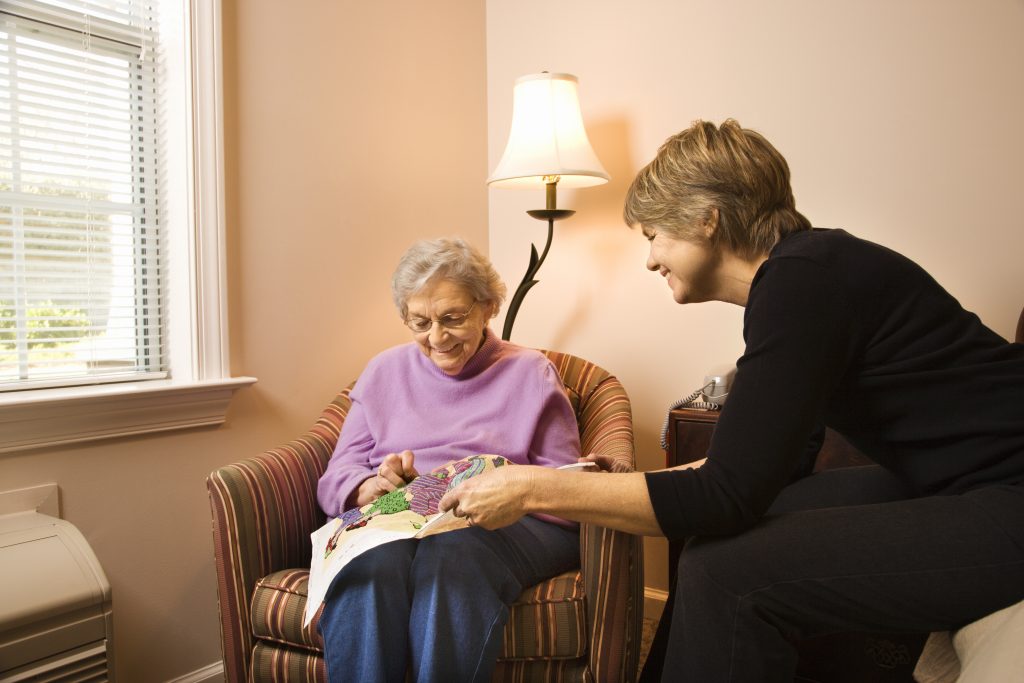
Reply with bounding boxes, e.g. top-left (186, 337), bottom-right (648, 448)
top-left (438, 466), bottom-right (533, 530)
